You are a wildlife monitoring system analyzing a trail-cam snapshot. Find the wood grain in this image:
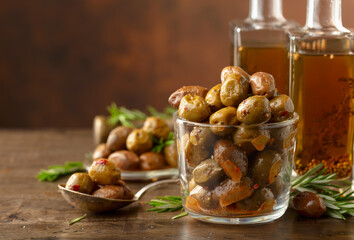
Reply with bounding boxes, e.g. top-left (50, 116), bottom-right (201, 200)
top-left (0, 129), bottom-right (353, 239)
